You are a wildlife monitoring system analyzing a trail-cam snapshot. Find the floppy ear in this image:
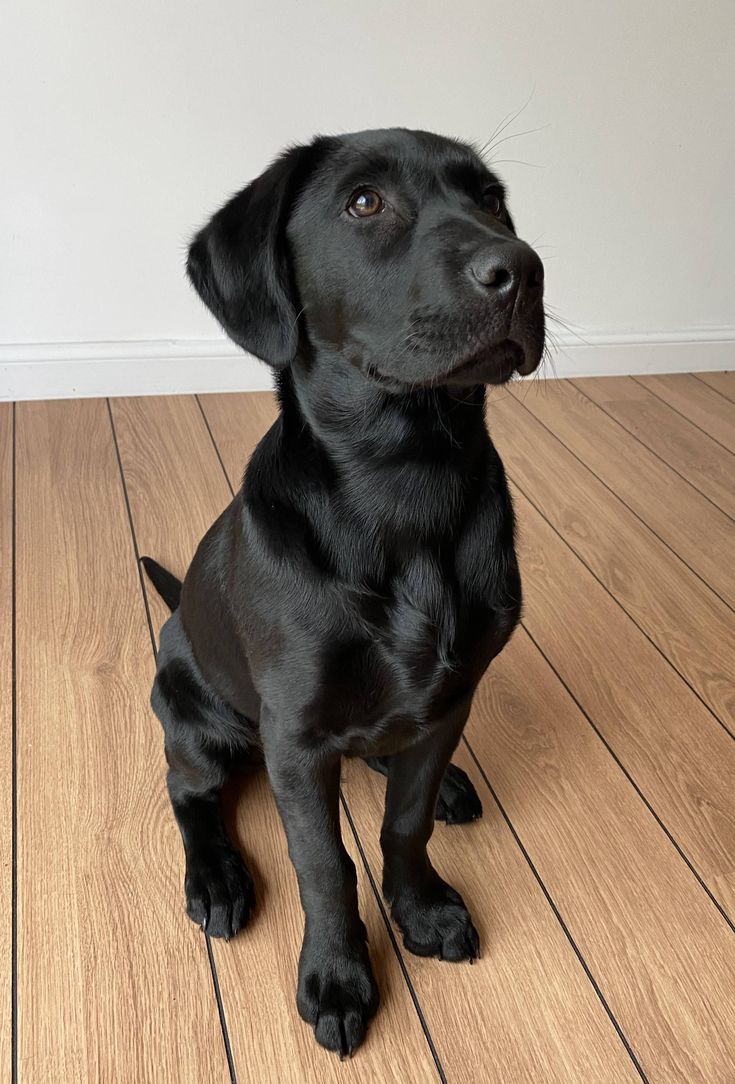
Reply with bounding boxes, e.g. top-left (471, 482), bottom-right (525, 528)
top-left (186, 141), bottom-right (324, 367)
